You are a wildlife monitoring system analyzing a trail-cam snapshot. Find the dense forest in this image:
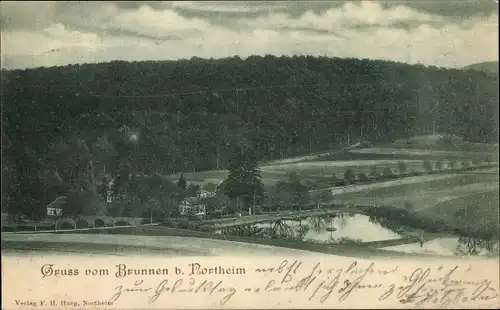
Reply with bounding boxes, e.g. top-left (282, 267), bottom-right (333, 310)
top-left (2, 55), bottom-right (498, 218)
